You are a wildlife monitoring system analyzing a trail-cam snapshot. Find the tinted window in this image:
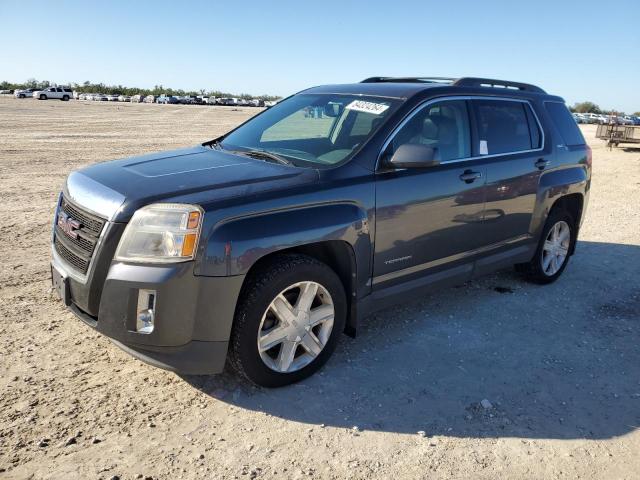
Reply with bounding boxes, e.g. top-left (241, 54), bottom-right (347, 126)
top-left (524, 104), bottom-right (542, 149)
top-left (389, 100), bottom-right (471, 162)
top-left (545, 102), bottom-right (585, 146)
top-left (473, 100), bottom-right (534, 154)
